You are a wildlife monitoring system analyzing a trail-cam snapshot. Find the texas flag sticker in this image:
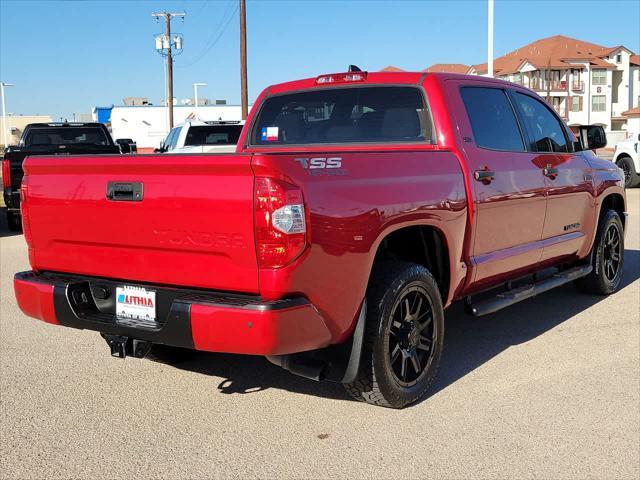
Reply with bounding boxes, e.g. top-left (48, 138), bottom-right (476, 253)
top-left (261, 126), bottom-right (279, 142)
